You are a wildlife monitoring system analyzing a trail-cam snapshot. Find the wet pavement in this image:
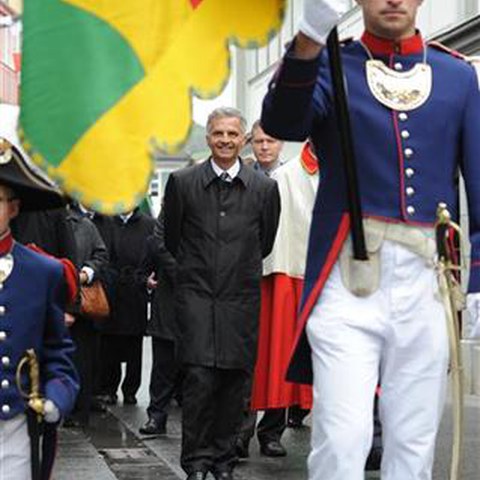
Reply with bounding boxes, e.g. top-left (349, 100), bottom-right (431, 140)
top-left (52, 340), bottom-right (480, 480)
